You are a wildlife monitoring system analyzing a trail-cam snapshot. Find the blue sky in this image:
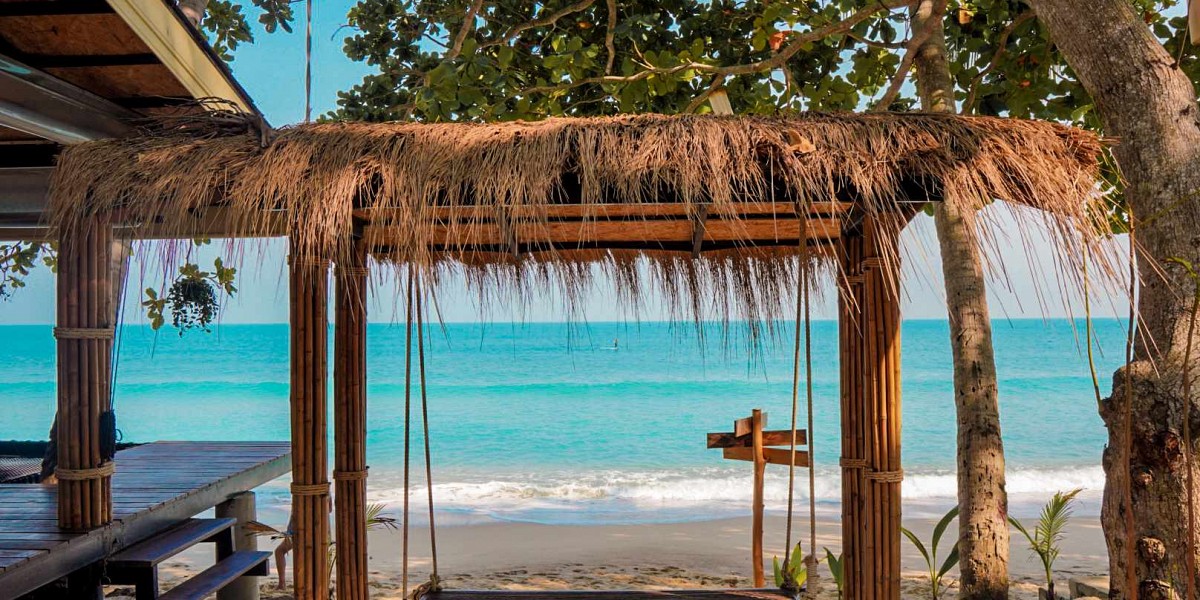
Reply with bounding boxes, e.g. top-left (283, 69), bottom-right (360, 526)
top-left (0, 3), bottom-right (1131, 325)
